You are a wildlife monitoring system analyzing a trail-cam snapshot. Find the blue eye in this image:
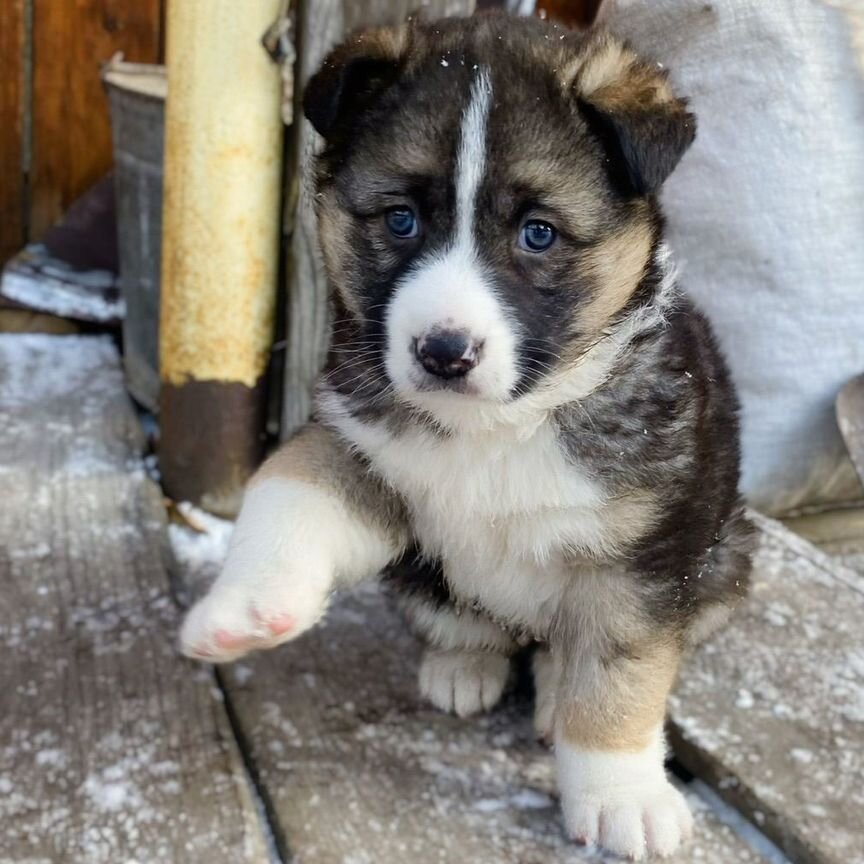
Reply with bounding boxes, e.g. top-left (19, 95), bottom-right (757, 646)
top-left (520, 220), bottom-right (556, 252)
top-left (385, 207), bottom-right (419, 239)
